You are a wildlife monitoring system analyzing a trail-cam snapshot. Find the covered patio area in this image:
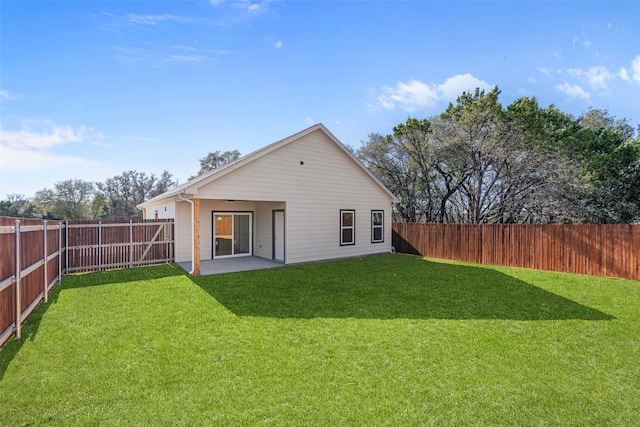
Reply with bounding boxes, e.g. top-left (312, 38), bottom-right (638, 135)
top-left (178, 256), bottom-right (285, 276)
